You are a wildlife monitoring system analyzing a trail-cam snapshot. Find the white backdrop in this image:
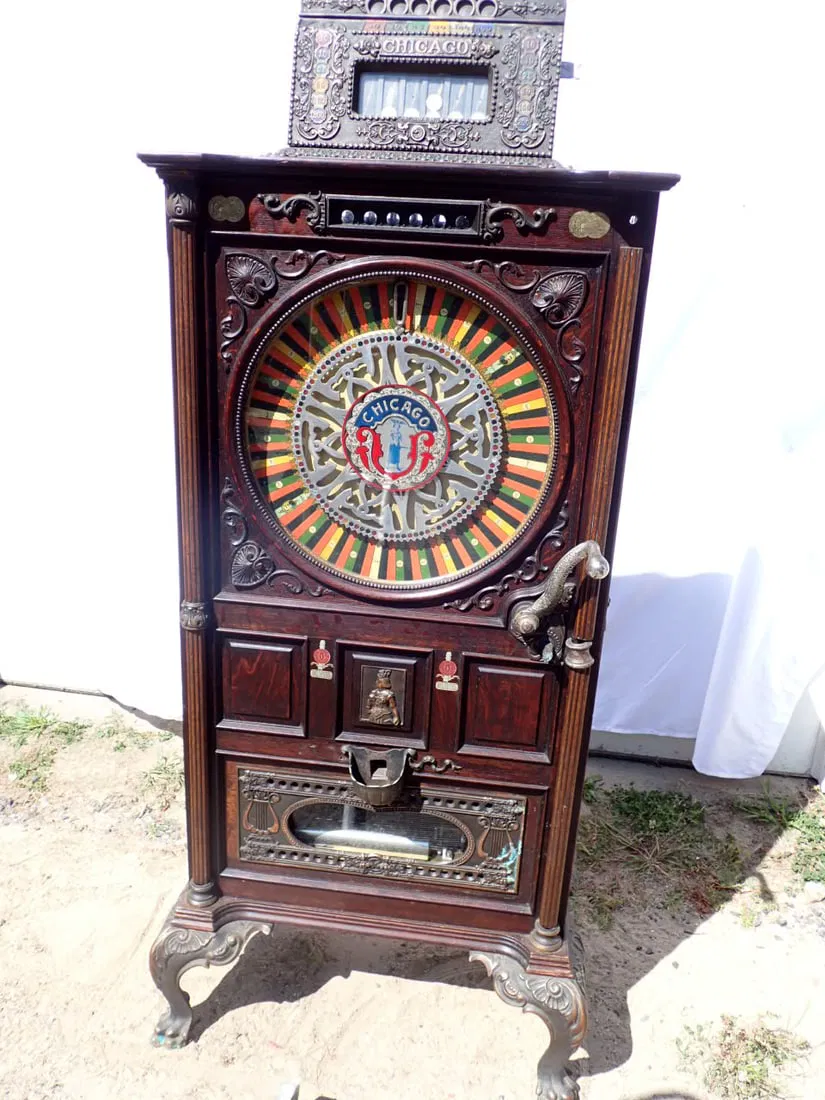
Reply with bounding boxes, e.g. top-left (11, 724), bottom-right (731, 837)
top-left (1, 1), bottom-right (822, 775)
